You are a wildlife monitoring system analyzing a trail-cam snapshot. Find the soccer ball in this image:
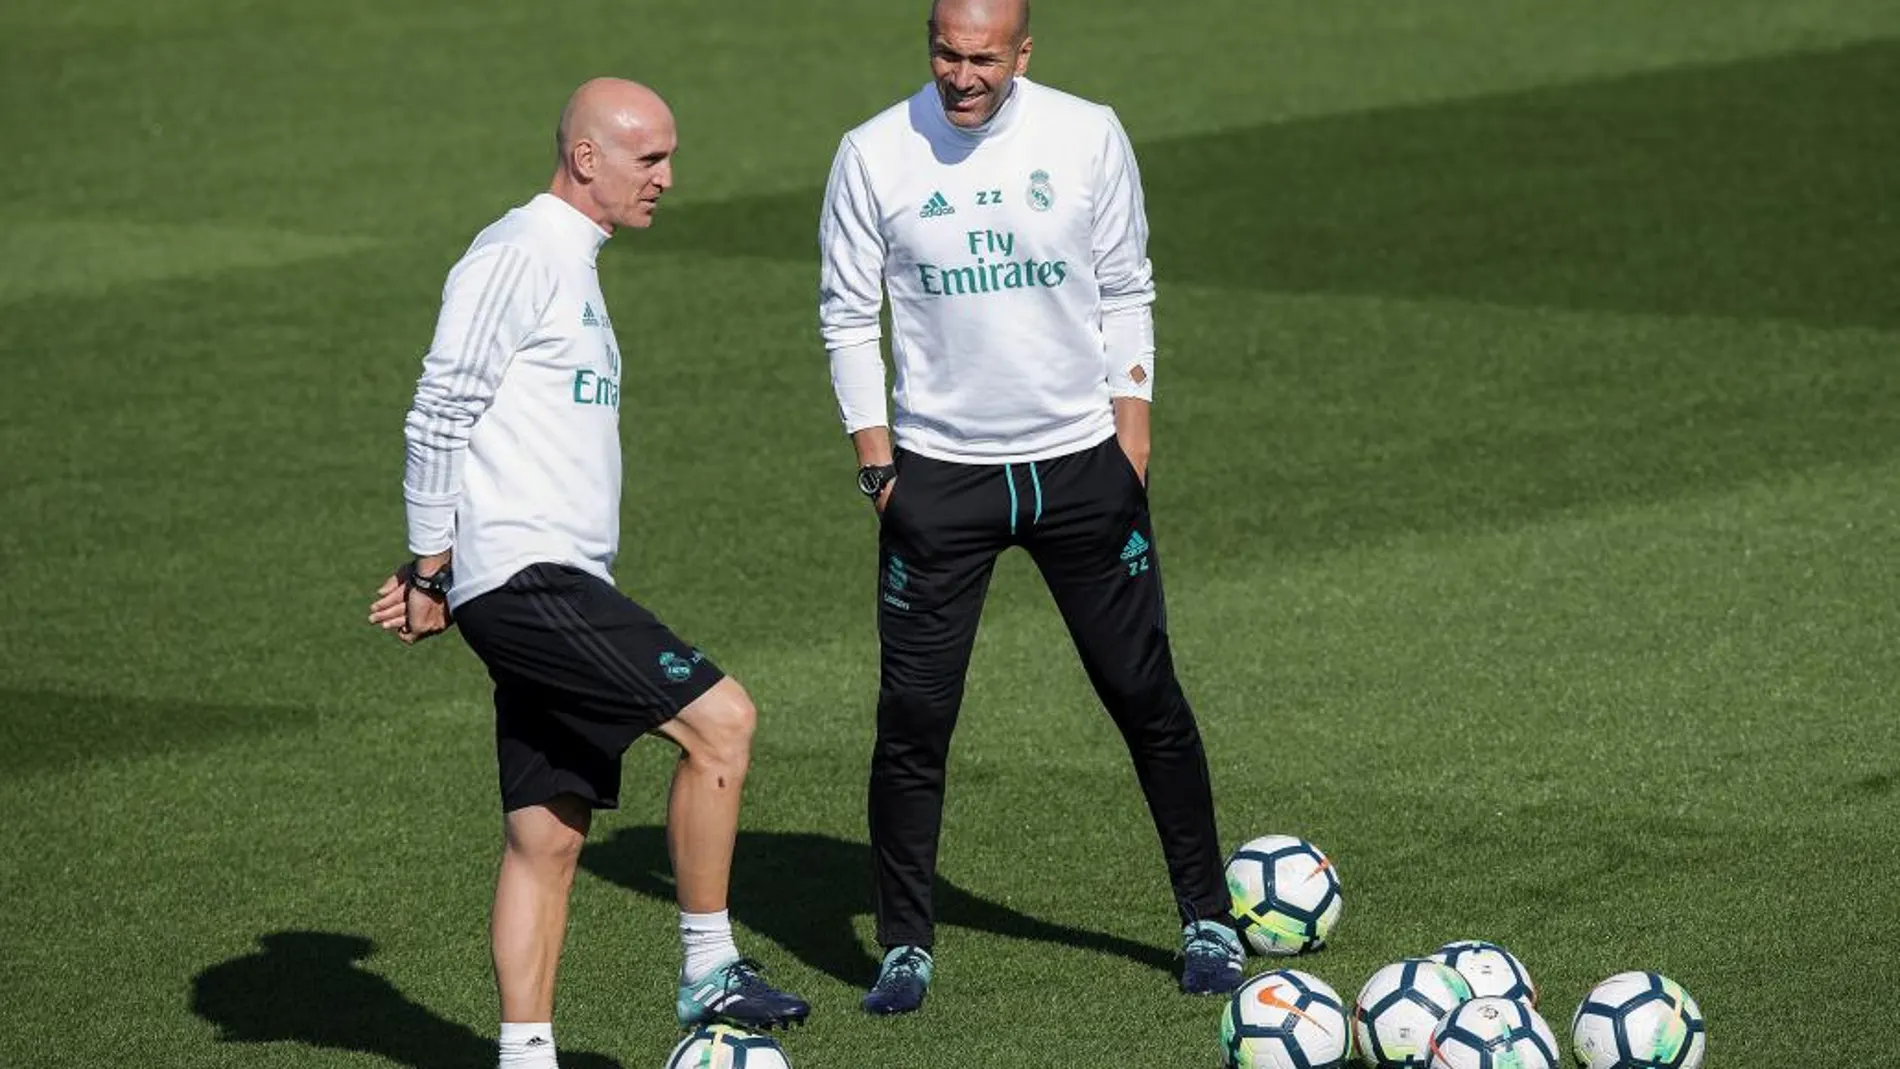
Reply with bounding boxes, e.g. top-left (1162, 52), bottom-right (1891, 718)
top-left (1352, 959), bottom-right (1474, 1068)
top-left (1427, 997), bottom-right (1559, 1069)
top-left (1222, 968), bottom-right (1353, 1069)
top-left (1427, 941), bottom-right (1537, 1005)
top-left (1571, 972), bottom-right (1707, 1069)
top-left (665, 1024), bottom-right (790, 1069)
top-left (1225, 835), bottom-right (1343, 955)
